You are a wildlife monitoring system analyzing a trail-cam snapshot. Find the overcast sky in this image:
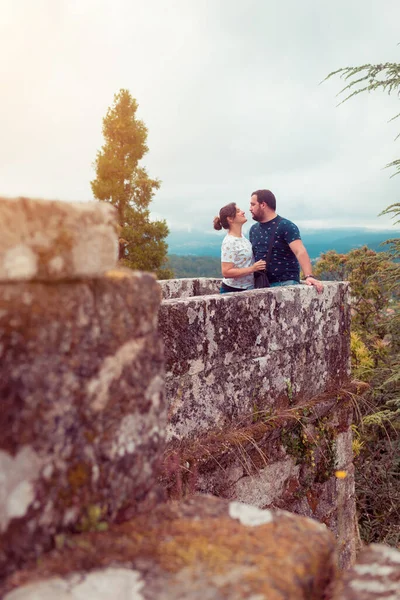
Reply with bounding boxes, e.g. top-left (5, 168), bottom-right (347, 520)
top-left (1, 0), bottom-right (400, 234)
